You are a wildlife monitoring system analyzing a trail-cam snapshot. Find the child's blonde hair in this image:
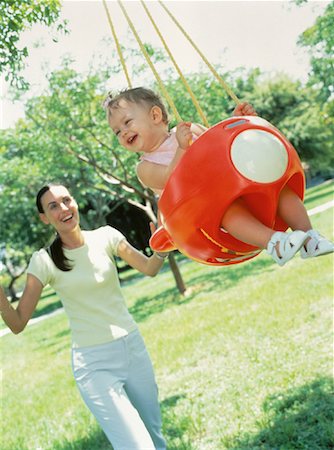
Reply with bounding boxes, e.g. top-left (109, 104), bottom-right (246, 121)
top-left (103, 87), bottom-right (169, 125)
